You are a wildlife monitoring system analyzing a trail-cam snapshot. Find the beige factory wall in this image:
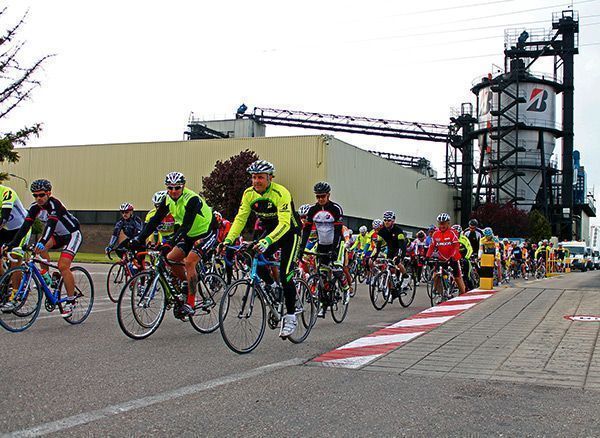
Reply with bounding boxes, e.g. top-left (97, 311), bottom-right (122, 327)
top-left (325, 137), bottom-right (456, 229)
top-left (2, 136), bottom-right (328, 211)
